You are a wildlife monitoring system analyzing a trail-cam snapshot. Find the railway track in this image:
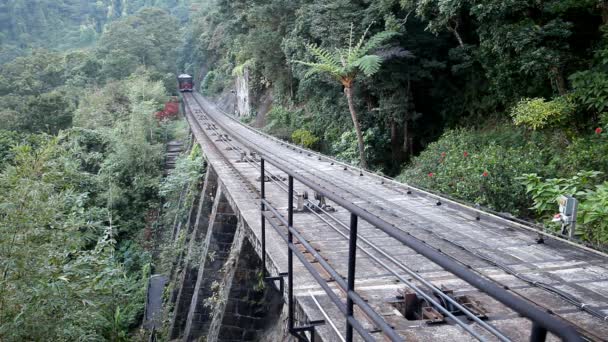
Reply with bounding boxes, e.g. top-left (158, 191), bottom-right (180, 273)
top-left (182, 92), bottom-right (608, 341)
